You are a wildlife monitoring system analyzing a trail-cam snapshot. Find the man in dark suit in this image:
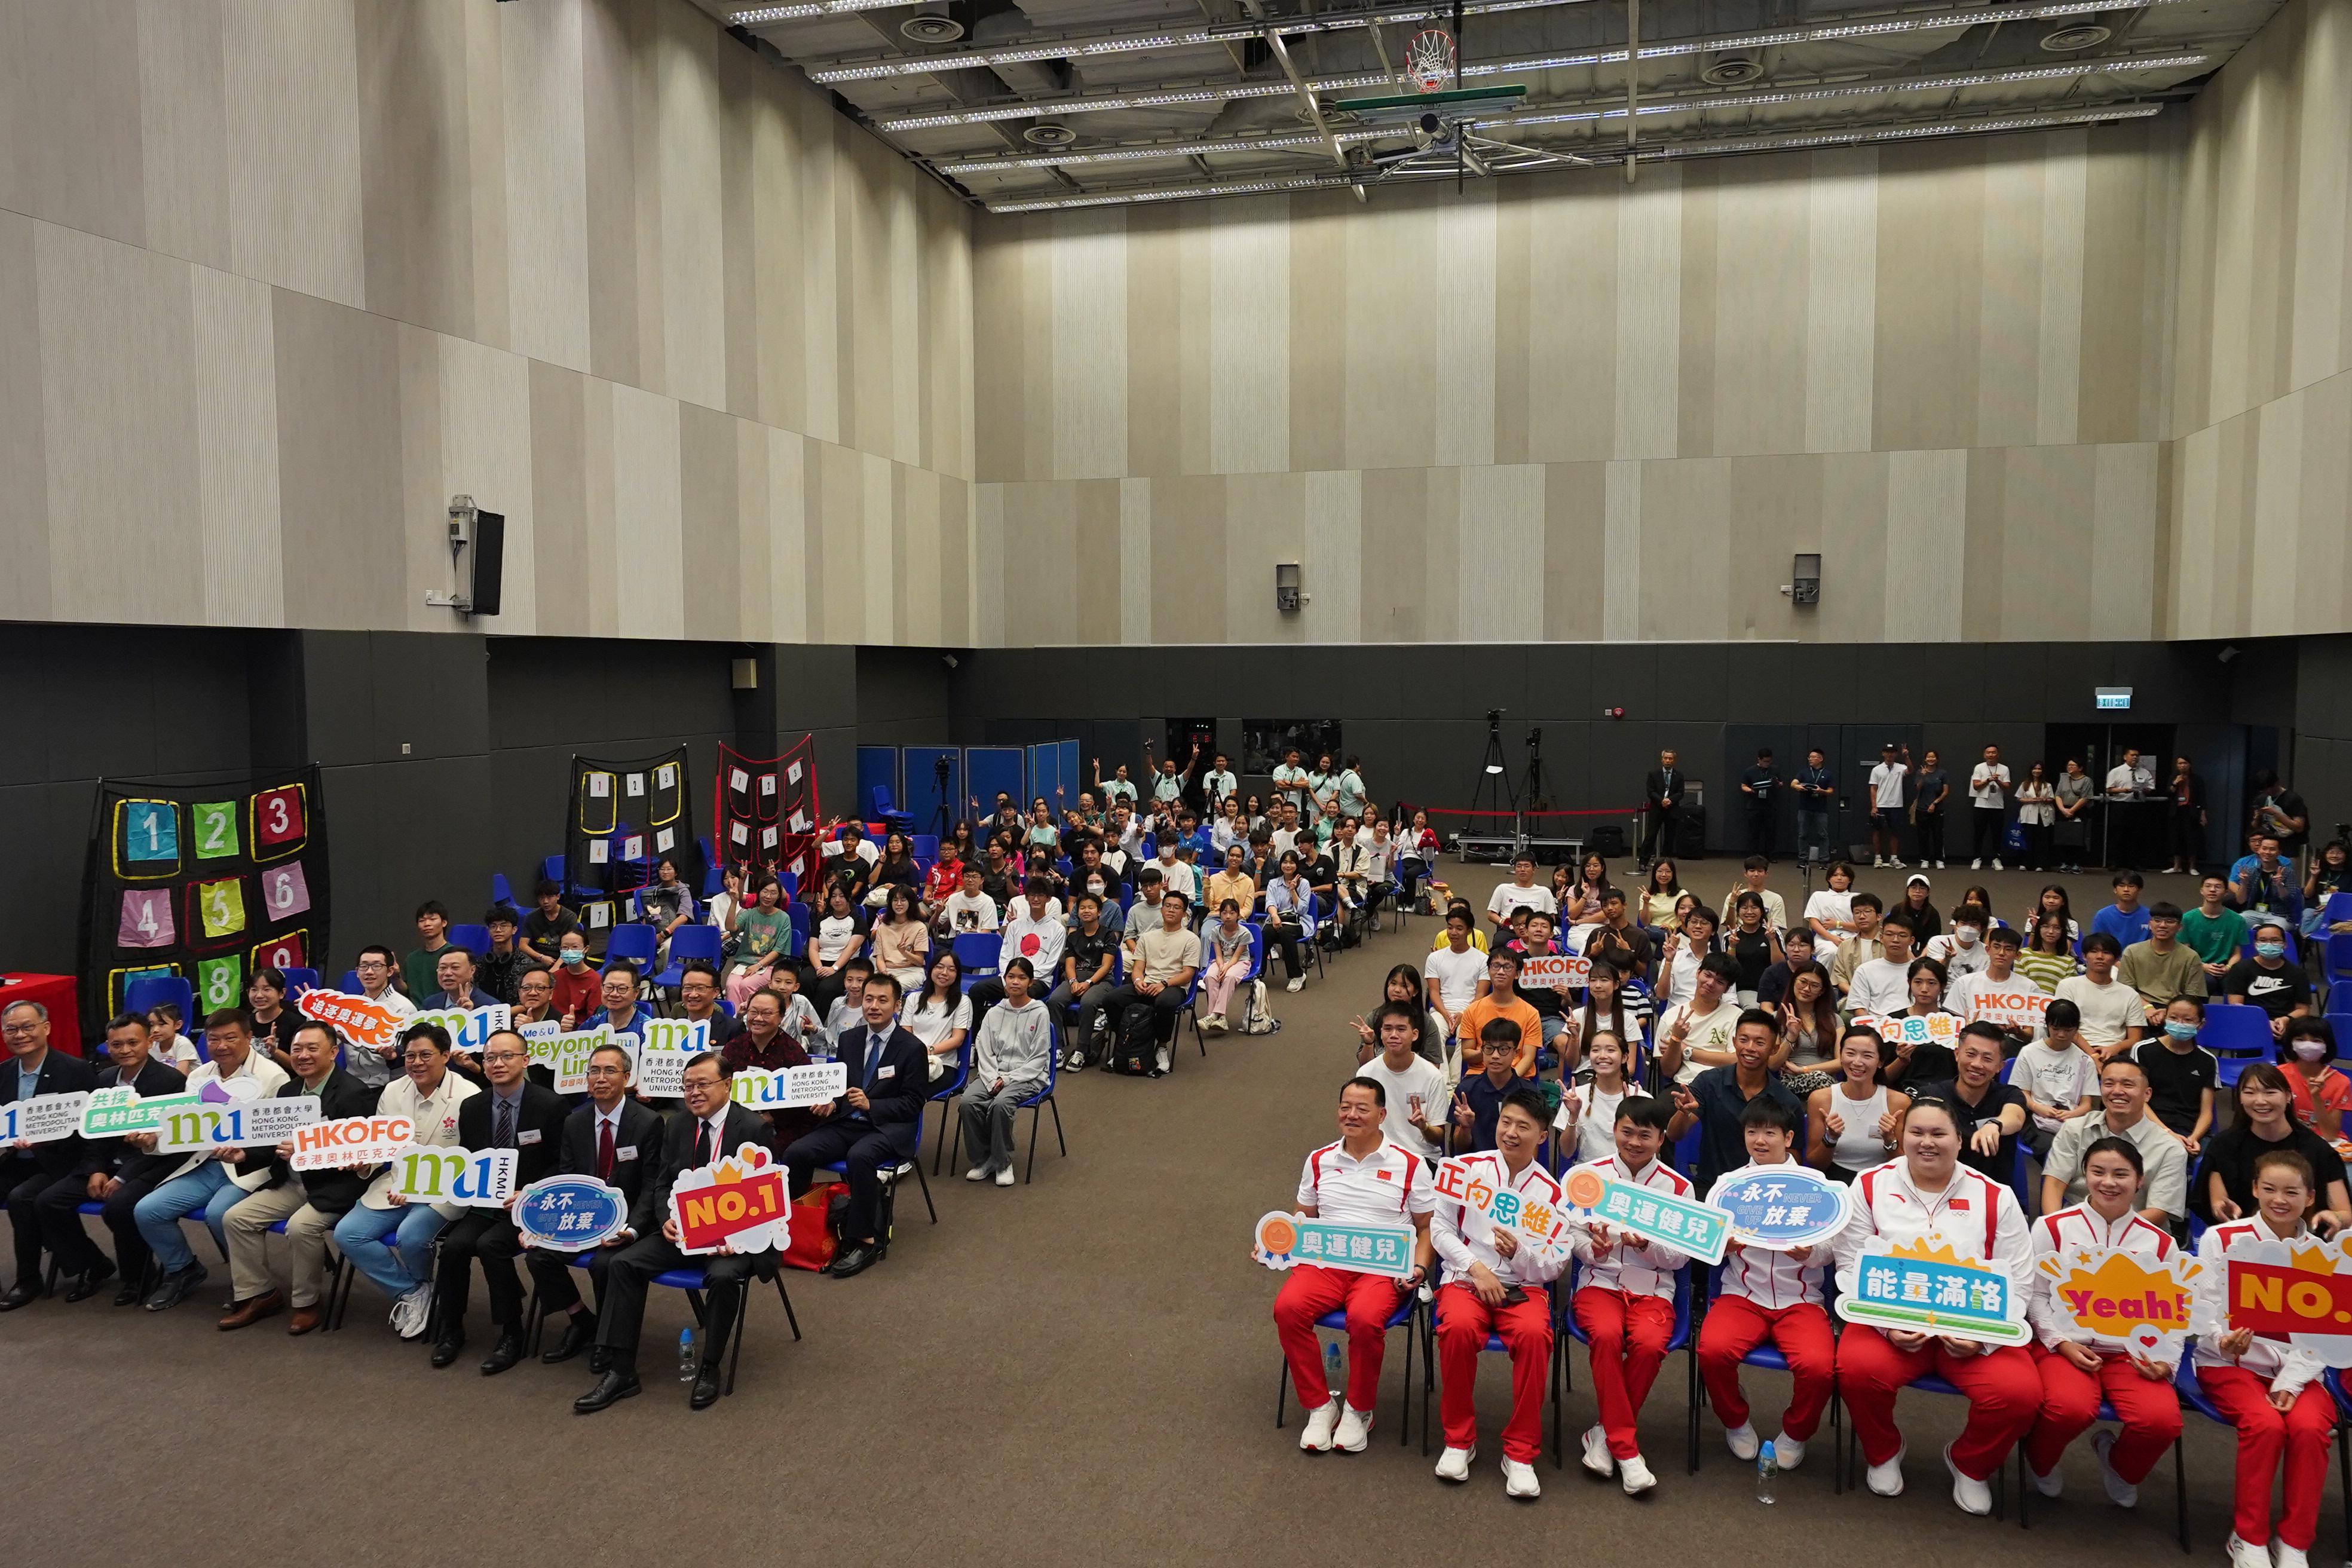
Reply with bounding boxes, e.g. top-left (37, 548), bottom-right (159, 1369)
top-left (430, 1028), bottom-right (568, 1374)
top-left (219, 1019), bottom-right (379, 1333)
top-left (577, 1051), bottom-right (777, 1413)
top-left (781, 972), bottom-right (927, 1281)
top-left (531, 1042), bottom-right (663, 1371)
top-left (1, 1000), bottom-right (102, 1309)
top-left (1640, 749), bottom-right (1688, 869)
top-left (57, 1011), bottom-right (183, 1306)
